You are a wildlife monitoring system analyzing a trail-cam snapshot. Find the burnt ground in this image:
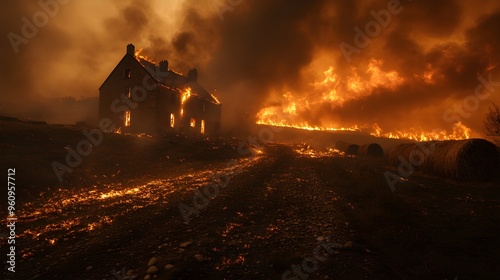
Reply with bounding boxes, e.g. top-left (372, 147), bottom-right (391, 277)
top-left (1, 119), bottom-right (499, 280)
